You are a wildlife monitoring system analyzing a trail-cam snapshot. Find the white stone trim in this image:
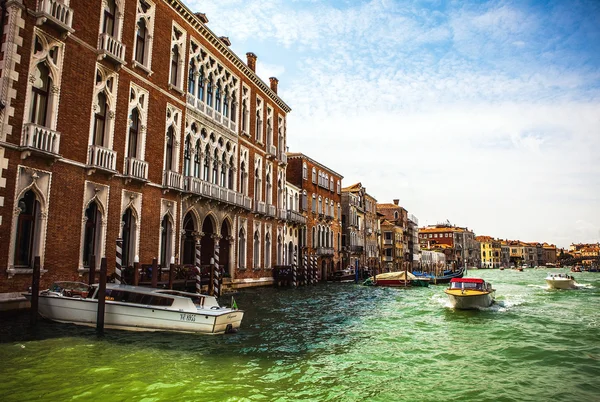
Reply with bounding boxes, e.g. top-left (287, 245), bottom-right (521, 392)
top-left (88, 63), bottom-right (119, 149)
top-left (120, 189), bottom-right (143, 267)
top-left (123, 82), bottom-right (149, 163)
top-left (159, 198), bottom-right (177, 266)
top-left (77, 181), bottom-right (110, 273)
top-left (164, 103), bottom-right (182, 172)
top-left (0, 2), bottom-right (25, 142)
top-left (169, 21), bottom-right (187, 90)
top-left (131, 0), bottom-right (156, 73)
top-left (0, 146), bottom-right (7, 226)
top-left (7, 165), bottom-right (52, 276)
